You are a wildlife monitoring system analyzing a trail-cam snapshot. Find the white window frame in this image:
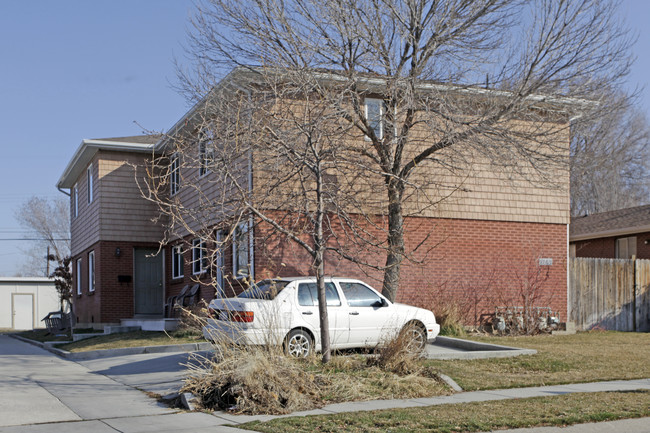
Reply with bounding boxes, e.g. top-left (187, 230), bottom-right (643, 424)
top-left (73, 184), bottom-right (79, 218)
top-left (215, 230), bottom-right (225, 297)
top-left (198, 129), bottom-right (215, 177)
top-left (88, 251), bottom-right (95, 292)
top-left (233, 221), bottom-right (251, 279)
top-left (192, 238), bottom-right (206, 275)
top-left (76, 258), bottom-right (82, 295)
top-left (170, 153), bottom-right (180, 196)
top-left (364, 97), bottom-right (384, 140)
top-left (172, 245), bottom-right (184, 279)
top-left (87, 164), bottom-right (93, 203)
